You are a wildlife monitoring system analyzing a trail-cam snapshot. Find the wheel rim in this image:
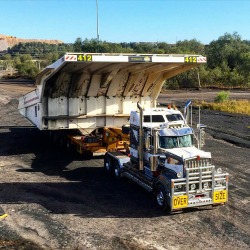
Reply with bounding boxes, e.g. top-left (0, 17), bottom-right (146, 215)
top-left (157, 190), bottom-right (164, 207)
top-left (105, 158), bottom-right (110, 171)
top-left (114, 166), bottom-right (120, 177)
